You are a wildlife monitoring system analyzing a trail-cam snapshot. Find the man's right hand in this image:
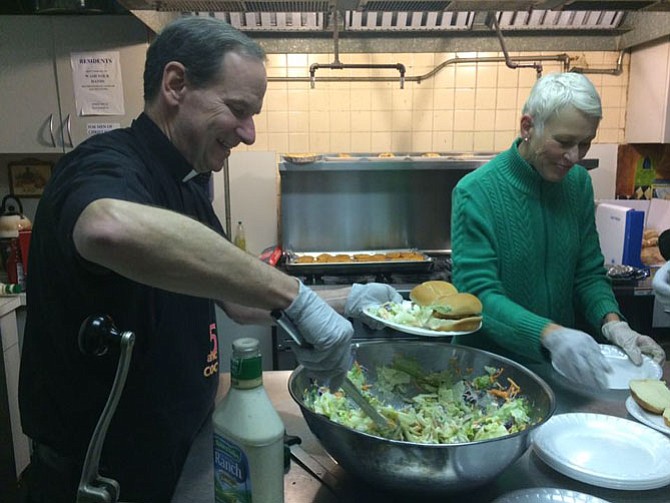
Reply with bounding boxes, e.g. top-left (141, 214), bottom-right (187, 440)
top-left (542, 326), bottom-right (611, 389)
top-left (285, 280), bottom-right (354, 389)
